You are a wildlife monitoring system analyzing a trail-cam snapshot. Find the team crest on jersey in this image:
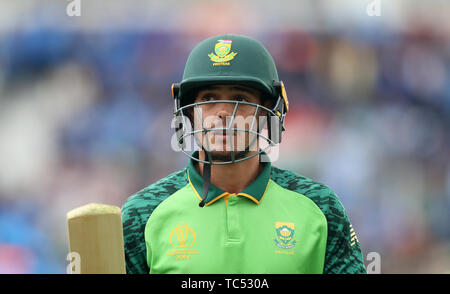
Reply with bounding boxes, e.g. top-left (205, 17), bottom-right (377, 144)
top-left (274, 222), bottom-right (296, 249)
top-left (167, 223), bottom-right (199, 260)
top-left (208, 39), bottom-right (237, 66)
